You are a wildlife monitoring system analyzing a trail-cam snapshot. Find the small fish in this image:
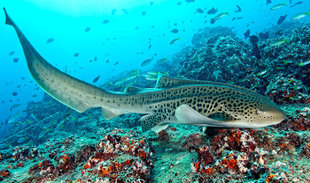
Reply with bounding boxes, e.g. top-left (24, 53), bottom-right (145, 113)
top-left (102, 19), bottom-right (109, 24)
top-left (270, 3), bottom-right (286, 10)
top-left (158, 57), bottom-right (169, 63)
top-left (244, 29), bottom-right (250, 39)
top-left (113, 61), bottom-right (119, 65)
top-left (298, 60), bottom-right (310, 66)
top-left (266, 0), bottom-right (272, 5)
top-left (234, 5), bottom-right (242, 13)
top-left (233, 17), bottom-right (243, 21)
top-left (177, 2), bottom-right (182, 5)
top-left (94, 56), bottom-right (98, 61)
top-left (211, 12), bottom-right (229, 24)
top-left (12, 92), bottom-right (18, 96)
top-left (170, 28), bottom-right (179, 33)
top-left (147, 71), bottom-right (169, 76)
top-left (85, 27), bottom-right (91, 32)
top-left (257, 70), bottom-right (267, 76)
top-left (148, 44), bottom-right (152, 49)
top-left (207, 7), bottom-right (217, 14)
top-left (46, 38), bottom-right (54, 44)
top-left (169, 37), bottom-right (181, 45)
top-left (290, 1), bottom-right (303, 7)
top-left (9, 51), bottom-right (15, 56)
top-left (142, 11), bottom-right (146, 16)
top-left (73, 53), bottom-right (79, 57)
top-left (185, 0), bottom-right (194, 2)
top-left (13, 58), bottom-right (19, 63)
top-left (106, 59), bottom-right (110, 63)
top-left (277, 14), bottom-right (287, 24)
top-left (291, 12), bottom-right (310, 20)
top-left (127, 70), bottom-right (140, 76)
top-left (269, 38), bottom-right (288, 46)
top-left (122, 9), bottom-right (128, 14)
top-left (141, 57), bottom-right (153, 67)
top-left (196, 8), bottom-right (204, 13)
top-left (92, 75), bottom-right (100, 83)
top-left (144, 75), bottom-right (157, 81)
top-left (111, 9), bottom-right (117, 15)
